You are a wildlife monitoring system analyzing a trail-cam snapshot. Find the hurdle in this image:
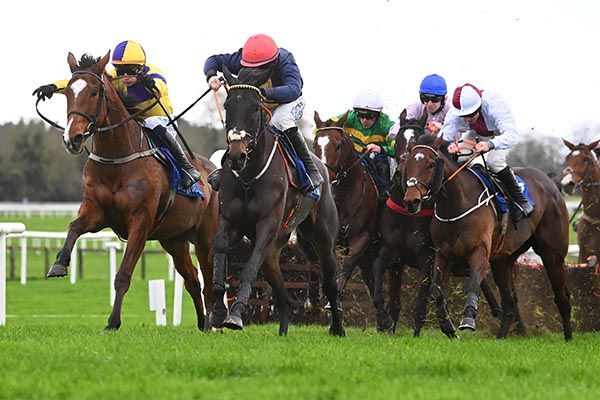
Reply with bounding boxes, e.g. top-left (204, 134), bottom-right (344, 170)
top-left (1, 223), bottom-right (26, 326)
